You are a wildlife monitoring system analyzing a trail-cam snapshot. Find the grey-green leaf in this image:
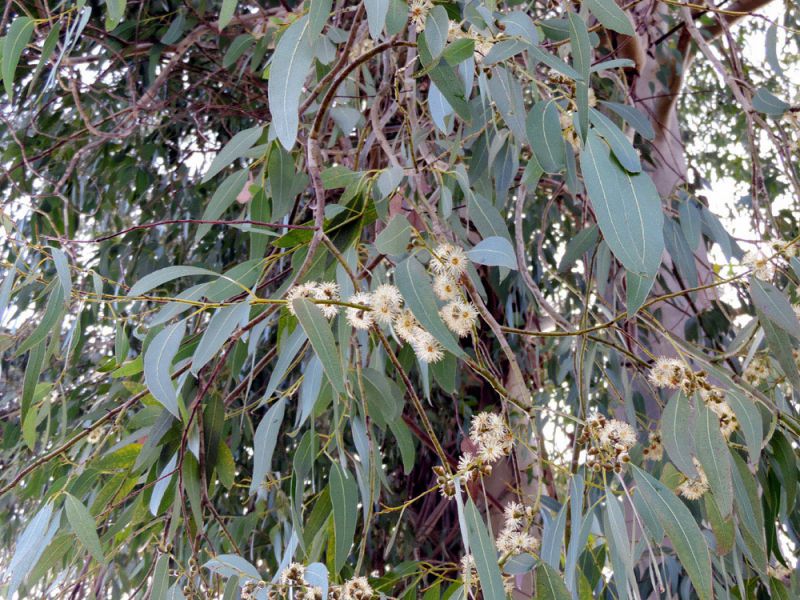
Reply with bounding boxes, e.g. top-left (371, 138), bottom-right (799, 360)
top-left (626, 270), bottom-right (654, 317)
top-left (269, 16), bottom-right (314, 150)
top-left (526, 100), bottom-right (566, 173)
top-left (600, 101), bottom-right (655, 140)
top-left (535, 561), bottom-right (571, 600)
top-left (693, 403), bottom-right (733, 517)
top-left (203, 126), bottom-right (262, 182)
top-left (632, 466), bottom-right (712, 600)
top-left (580, 130), bottom-right (664, 277)
top-left (218, 0), bottom-right (238, 30)
top-left (3, 16), bottom-right (35, 99)
top-left (64, 493), bottom-right (105, 564)
top-left (127, 266), bottom-right (217, 297)
top-left (293, 298), bottom-right (347, 395)
top-left (467, 236), bottom-right (518, 270)
top-left (752, 88), bottom-right (789, 116)
top-left (144, 320), bottom-right (186, 418)
top-left (662, 392), bottom-right (698, 477)
top-left (375, 214), bottom-right (412, 255)
top-left (366, 0), bottom-right (389, 40)
top-left (151, 554), bottom-right (170, 599)
top-left (749, 277), bottom-right (800, 340)
top-left (330, 463), bottom-right (359, 573)
top-left (589, 108), bottom-right (641, 172)
top-left (424, 6), bottom-right (450, 59)
top-left (191, 302), bottom-right (249, 375)
top-left (249, 398), bottom-right (287, 496)
top-left (725, 389), bottom-right (763, 466)
top-left (464, 499), bottom-right (505, 600)
top-left (196, 168), bottom-right (250, 243)
top-left (394, 257), bottom-right (464, 357)
top-left (585, 0), bottom-right (635, 36)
